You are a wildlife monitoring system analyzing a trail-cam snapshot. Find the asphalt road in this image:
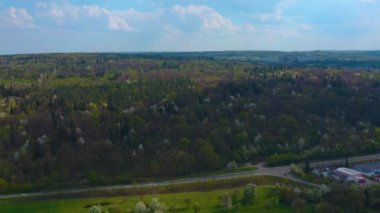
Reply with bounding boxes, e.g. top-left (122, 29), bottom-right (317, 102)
top-left (1, 153), bottom-right (379, 199)
top-left (0, 165), bottom-right (293, 199)
top-left (309, 153), bottom-right (380, 168)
